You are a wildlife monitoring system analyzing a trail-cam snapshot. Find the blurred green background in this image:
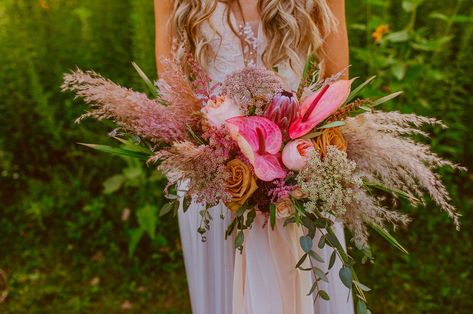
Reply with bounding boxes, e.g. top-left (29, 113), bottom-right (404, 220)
top-left (0, 0), bottom-right (471, 313)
